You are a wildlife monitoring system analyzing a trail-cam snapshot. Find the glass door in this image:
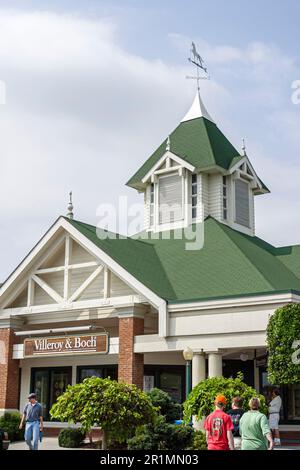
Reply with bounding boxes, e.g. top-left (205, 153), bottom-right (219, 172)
top-left (32, 369), bottom-right (49, 420)
top-left (50, 369), bottom-right (72, 412)
top-left (31, 367), bottom-right (72, 420)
